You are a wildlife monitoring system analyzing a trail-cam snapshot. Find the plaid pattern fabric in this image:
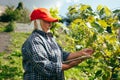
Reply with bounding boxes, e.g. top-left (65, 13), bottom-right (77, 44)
top-left (22, 29), bottom-right (70, 80)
